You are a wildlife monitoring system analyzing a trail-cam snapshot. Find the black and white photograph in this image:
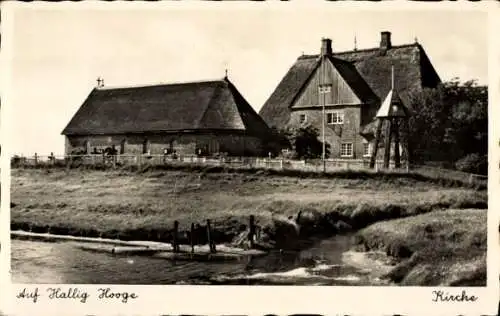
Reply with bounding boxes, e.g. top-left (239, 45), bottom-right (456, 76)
top-left (5, 2), bottom-right (491, 293)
